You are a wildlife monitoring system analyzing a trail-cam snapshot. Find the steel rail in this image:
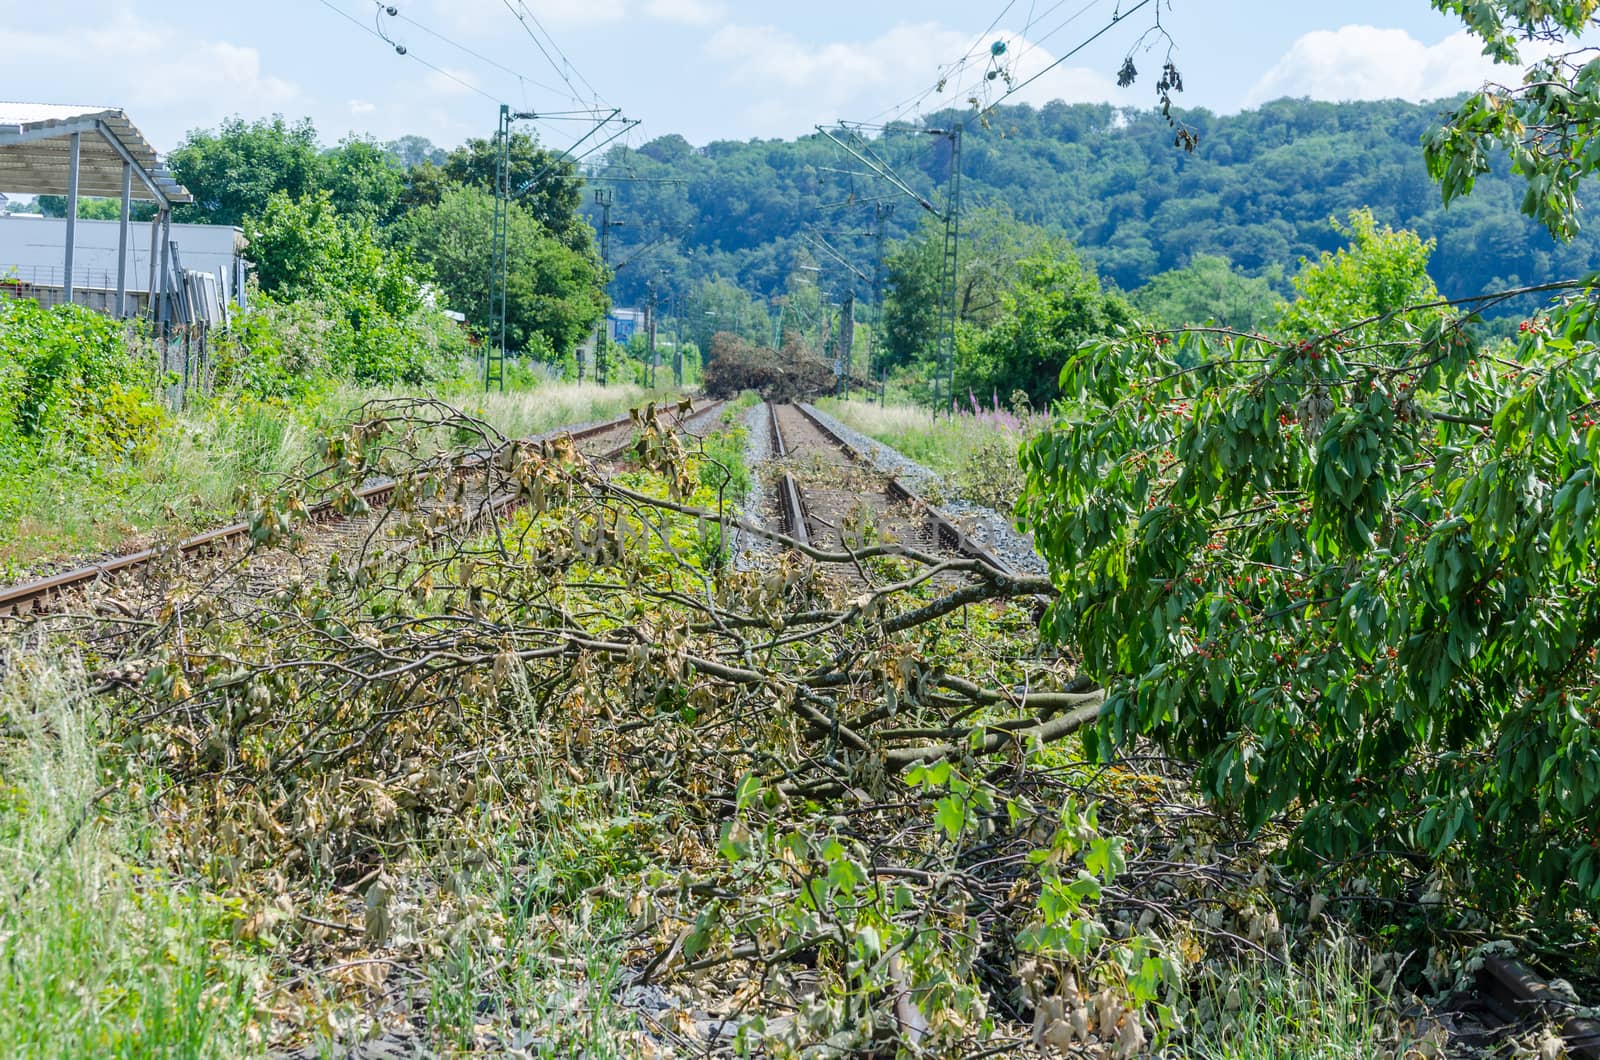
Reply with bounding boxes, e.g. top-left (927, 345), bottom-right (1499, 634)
top-left (768, 403), bottom-right (812, 549)
top-left (1477, 955), bottom-right (1600, 1059)
top-left (787, 402), bottom-right (1017, 577)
